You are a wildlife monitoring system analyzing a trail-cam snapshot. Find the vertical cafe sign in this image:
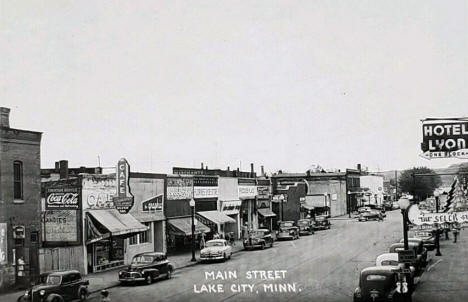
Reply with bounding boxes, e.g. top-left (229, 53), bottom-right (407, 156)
top-left (420, 119), bottom-right (468, 159)
top-left (113, 158), bottom-right (134, 214)
top-left (0, 223), bottom-right (7, 265)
